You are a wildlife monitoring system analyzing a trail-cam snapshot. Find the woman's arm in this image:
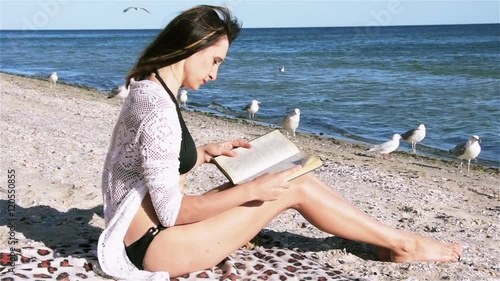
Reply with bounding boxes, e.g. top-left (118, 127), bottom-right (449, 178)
top-left (175, 165), bottom-right (302, 225)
